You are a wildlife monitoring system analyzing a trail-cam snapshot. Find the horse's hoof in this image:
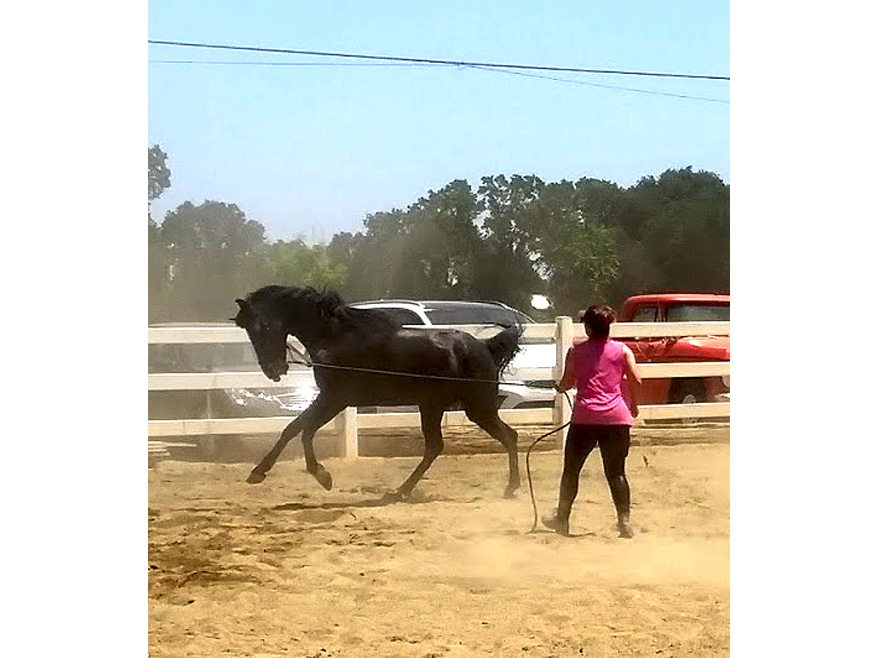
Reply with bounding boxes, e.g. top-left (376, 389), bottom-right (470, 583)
top-left (247, 470), bottom-right (266, 484)
top-left (381, 491), bottom-right (403, 504)
top-left (313, 466), bottom-right (333, 491)
top-left (503, 487), bottom-right (519, 499)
